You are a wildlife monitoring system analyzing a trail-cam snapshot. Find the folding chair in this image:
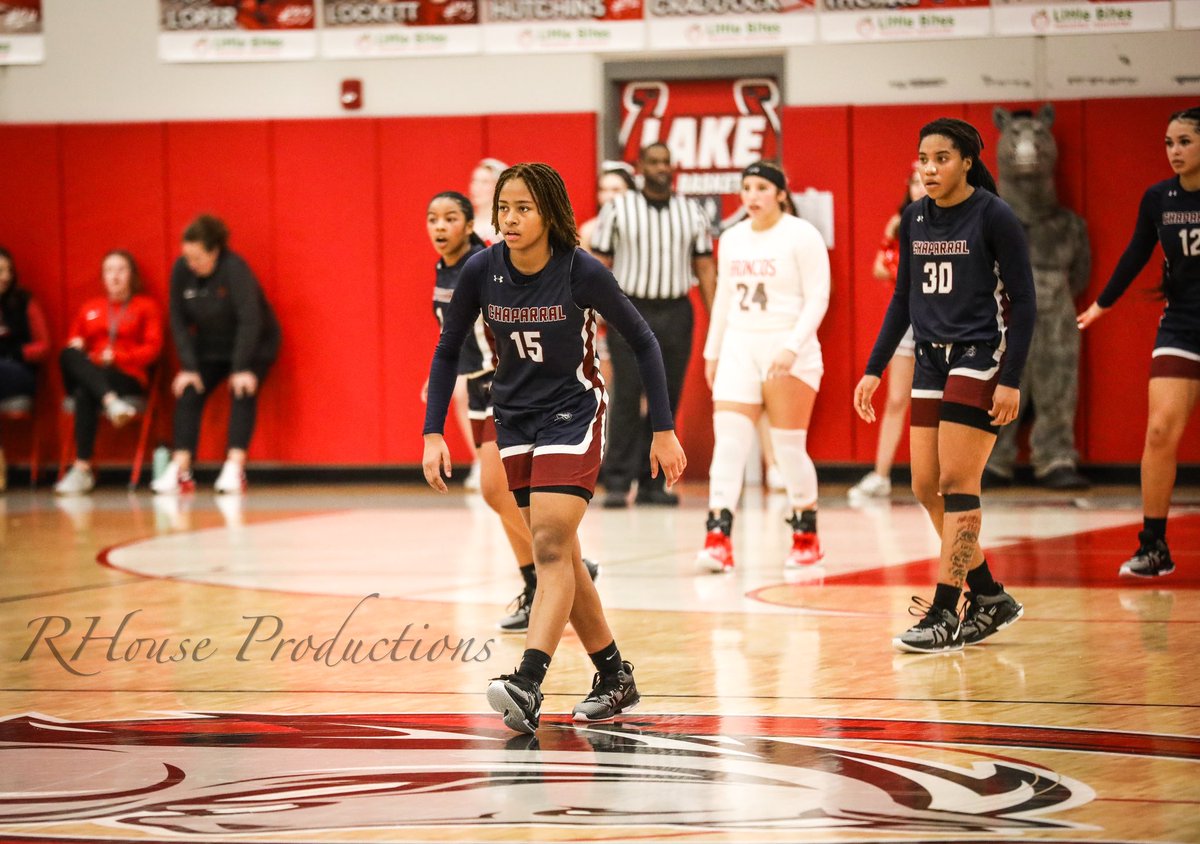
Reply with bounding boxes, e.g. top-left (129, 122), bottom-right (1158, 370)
top-left (58, 365), bottom-right (162, 489)
top-left (0, 394), bottom-right (42, 487)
